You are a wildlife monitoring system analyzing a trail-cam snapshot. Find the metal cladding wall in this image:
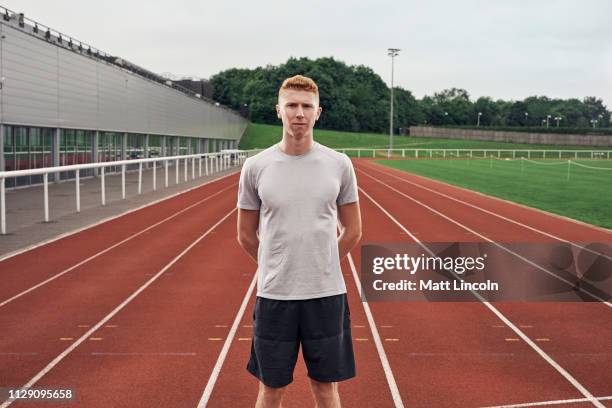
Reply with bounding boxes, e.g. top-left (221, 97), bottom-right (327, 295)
top-left (0, 21), bottom-right (247, 140)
